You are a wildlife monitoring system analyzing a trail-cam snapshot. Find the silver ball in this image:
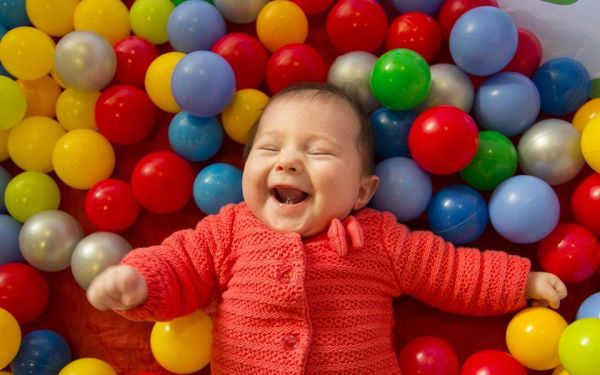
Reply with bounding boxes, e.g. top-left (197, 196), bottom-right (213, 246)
top-left (518, 119), bottom-right (585, 185)
top-left (19, 210), bottom-right (83, 272)
top-left (213, 0), bottom-right (268, 24)
top-left (417, 63), bottom-right (474, 112)
top-left (328, 51), bottom-right (379, 113)
top-left (71, 232), bottom-right (132, 289)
